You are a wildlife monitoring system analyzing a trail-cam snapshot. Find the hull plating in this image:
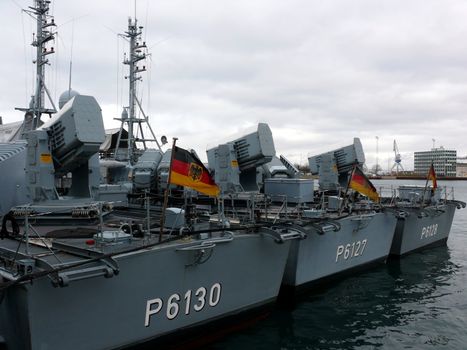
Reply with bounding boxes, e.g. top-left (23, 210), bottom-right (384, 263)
top-left (390, 203), bottom-right (456, 256)
top-left (283, 212), bottom-right (397, 288)
top-left (0, 234), bottom-right (290, 350)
